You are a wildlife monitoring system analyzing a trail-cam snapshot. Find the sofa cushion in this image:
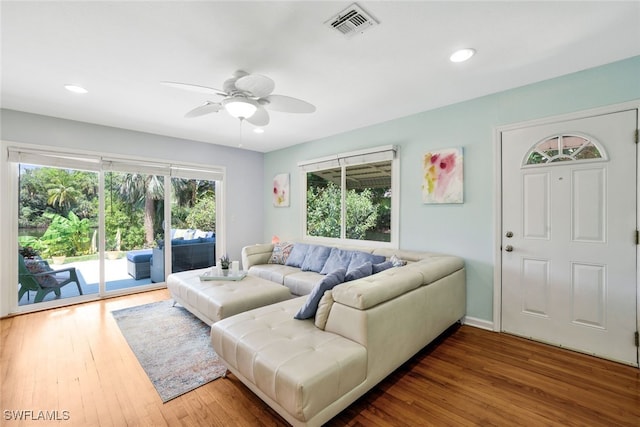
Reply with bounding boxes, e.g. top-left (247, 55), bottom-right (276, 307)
top-left (300, 245), bottom-right (332, 272)
top-left (193, 229), bottom-right (208, 238)
top-left (283, 271), bottom-right (324, 296)
top-left (294, 269), bottom-right (346, 319)
top-left (314, 290), bottom-right (334, 330)
top-left (268, 242), bottom-right (294, 265)
top-left (345, 261), bottom-right (372, 282)
top-left (248, 264), bottom-right (299, 285)
top-left (285, 243), bottom-right (310, 268)
top-left (126, 249), bottom-right (153, 263)
top-left (24, 259), bottom-right (57, 287)
top-left (320, 248), bottom-right (353, 274)
top-left (347, 251), bottom-right (386, 273)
